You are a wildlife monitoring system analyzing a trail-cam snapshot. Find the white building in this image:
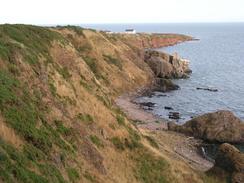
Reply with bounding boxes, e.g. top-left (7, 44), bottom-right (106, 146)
top-left (125, 29), bottom-right (136, 34)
